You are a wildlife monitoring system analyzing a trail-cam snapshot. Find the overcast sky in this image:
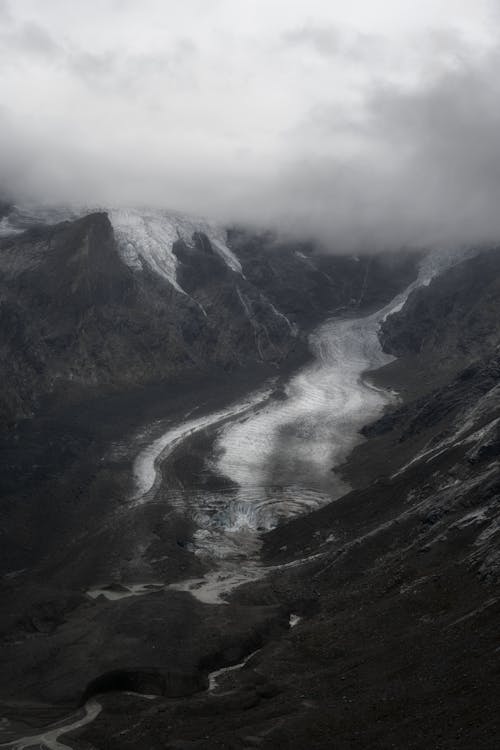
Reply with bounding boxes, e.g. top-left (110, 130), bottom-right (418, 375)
top-left (2, 0), bottom-right (500, 249)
